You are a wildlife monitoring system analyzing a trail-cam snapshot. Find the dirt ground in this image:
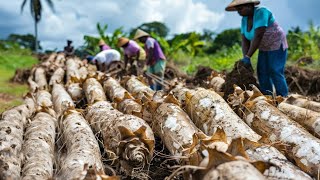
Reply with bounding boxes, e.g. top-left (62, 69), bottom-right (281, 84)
top-left (221, 61), bottom-right (259, 100)
top-left (0, 93), bottom-right (23, 112)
